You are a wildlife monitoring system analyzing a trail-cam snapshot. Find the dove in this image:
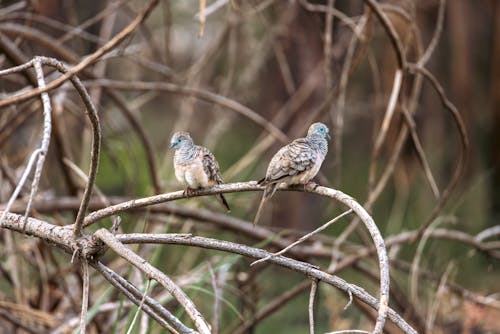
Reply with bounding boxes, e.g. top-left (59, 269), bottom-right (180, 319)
top-left (254, 122), bottom-right (330, 225)
top-left (170, 131), bottom-right (230, 211)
